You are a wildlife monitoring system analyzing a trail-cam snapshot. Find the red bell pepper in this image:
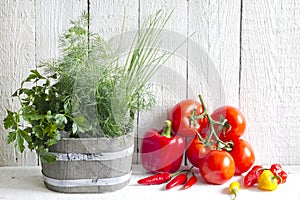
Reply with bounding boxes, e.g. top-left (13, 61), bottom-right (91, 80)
top-left (140, 120), bottom-right (185, 173)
